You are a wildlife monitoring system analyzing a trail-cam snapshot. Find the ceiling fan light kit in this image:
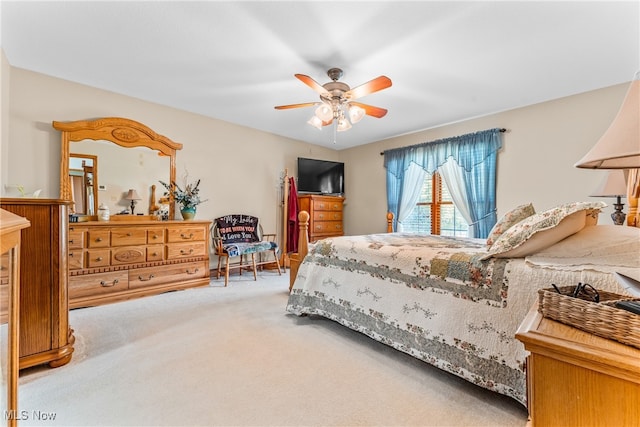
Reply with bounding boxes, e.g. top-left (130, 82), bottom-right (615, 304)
top-left (275, 67), bottom-right (392, 143)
